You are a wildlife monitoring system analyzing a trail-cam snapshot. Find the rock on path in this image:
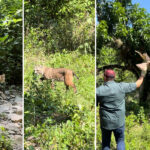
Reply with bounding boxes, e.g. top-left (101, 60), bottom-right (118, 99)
top-left (0, 86), bottom-right (22, 150)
